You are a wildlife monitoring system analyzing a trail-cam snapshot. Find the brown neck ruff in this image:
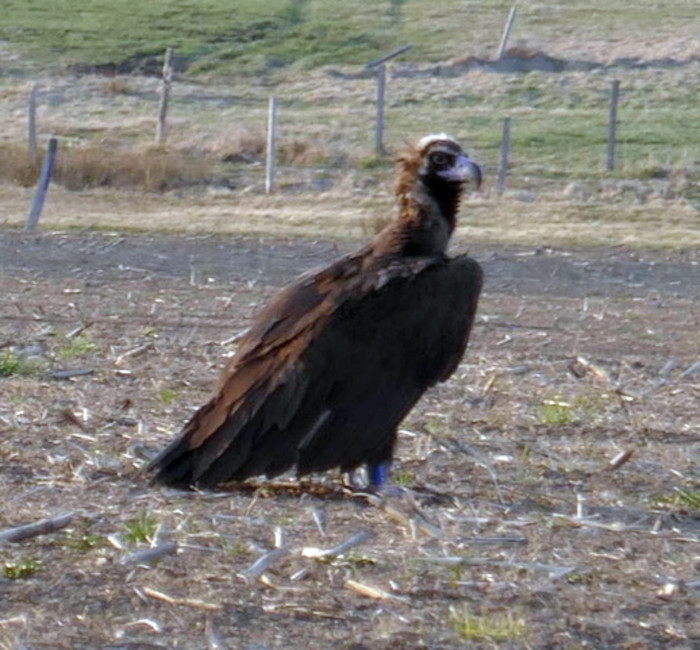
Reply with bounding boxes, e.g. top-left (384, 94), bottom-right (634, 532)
top-left (389, 144), bottom-right (464, 257)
